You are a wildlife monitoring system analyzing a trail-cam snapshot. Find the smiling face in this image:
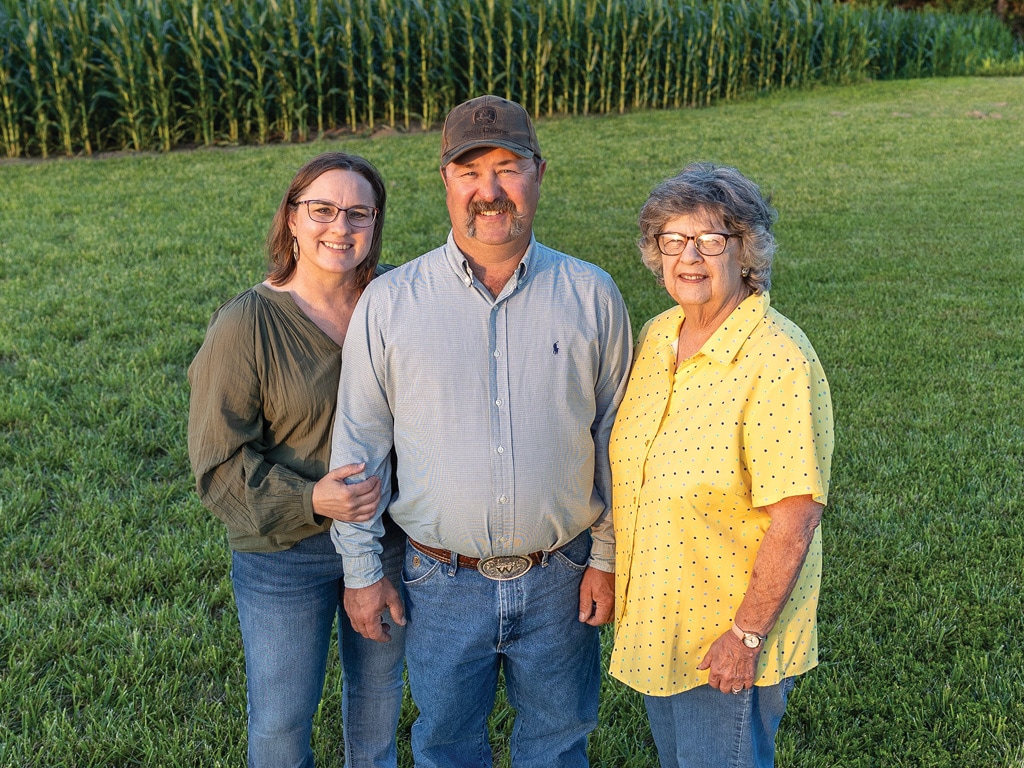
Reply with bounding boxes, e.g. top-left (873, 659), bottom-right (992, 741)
top-left (287, 169), bottom-right (377, 284)
top-left (441, 146), bottom-right (545, 264)
top-left (659, 209), bottom-right (749, 320)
